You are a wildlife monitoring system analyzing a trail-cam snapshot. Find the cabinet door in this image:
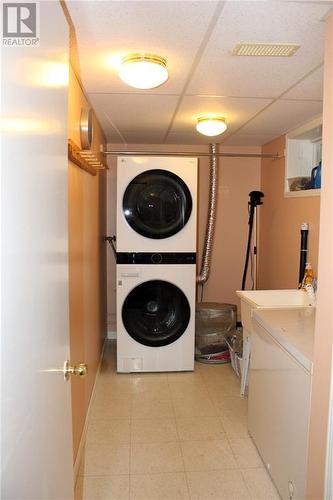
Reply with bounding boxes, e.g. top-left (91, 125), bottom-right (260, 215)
top-left (248, 321), bottom-right (311, 500)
